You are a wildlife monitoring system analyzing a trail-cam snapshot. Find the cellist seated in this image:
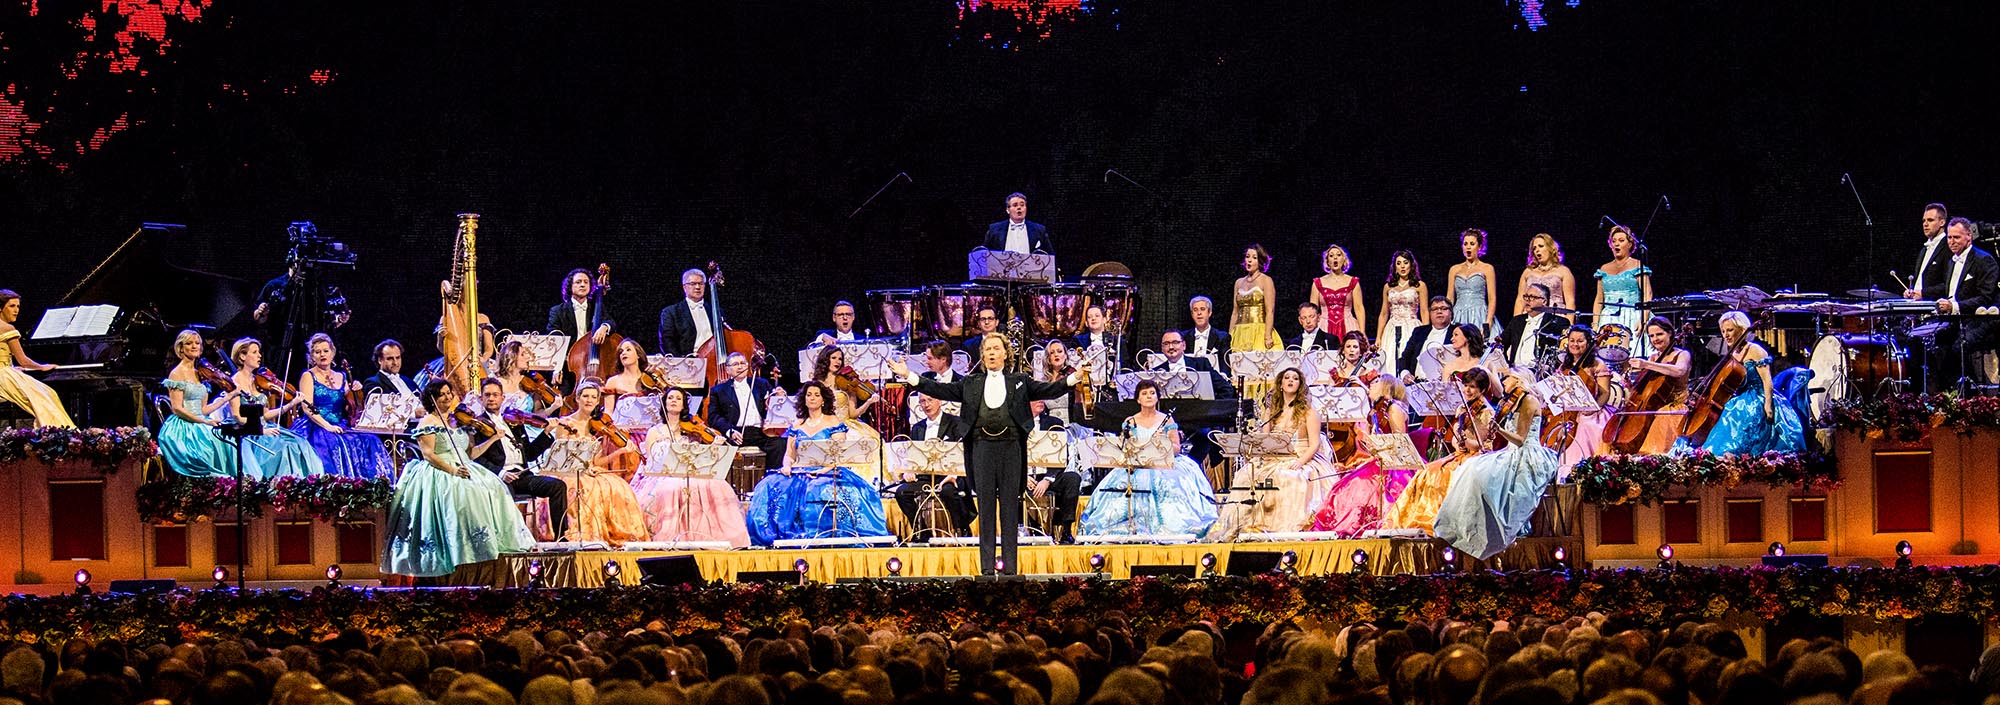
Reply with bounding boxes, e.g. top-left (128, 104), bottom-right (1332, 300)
top-left (1609, 316), bottom-right (1691, 455)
